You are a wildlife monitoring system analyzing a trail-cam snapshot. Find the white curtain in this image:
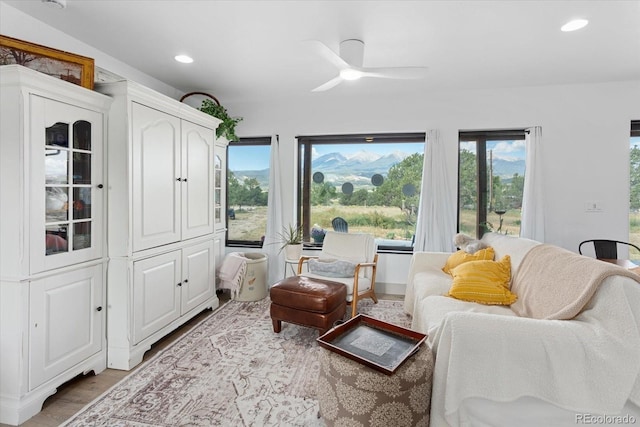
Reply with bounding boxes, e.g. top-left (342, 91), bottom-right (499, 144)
top-left (414, 129), bottom-right (456, 252)
top-left (520, 126), bottom-right (545, 242)
top-left (263, 135), bottom-right (284, 284)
